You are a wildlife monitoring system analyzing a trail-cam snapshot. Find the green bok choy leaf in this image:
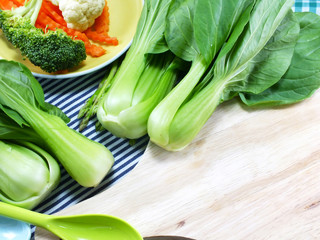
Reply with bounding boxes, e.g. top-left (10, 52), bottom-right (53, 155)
top-left (0, 140), bottom-right (60, 209)
top-left (0, 111), bottom-right (43, 147)
top-left (0, 60), bottom-right (114, 187)
top-left (240, 12), bottom-right (320, 106)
